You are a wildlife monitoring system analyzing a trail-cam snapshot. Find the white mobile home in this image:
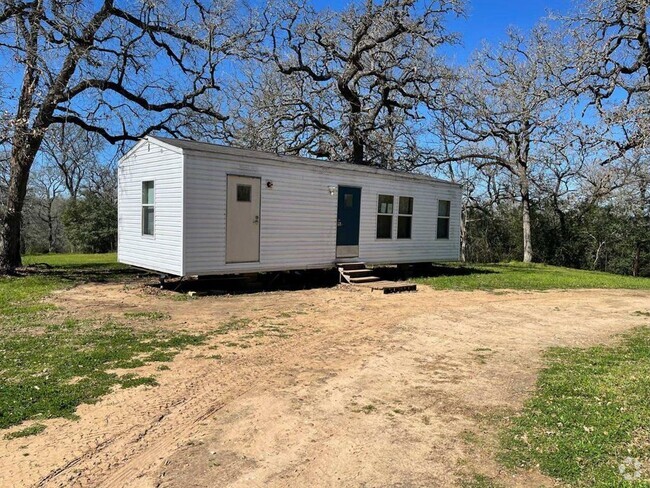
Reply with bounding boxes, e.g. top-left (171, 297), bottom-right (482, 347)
top-left (117, 136), bottom-right (461, 277)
